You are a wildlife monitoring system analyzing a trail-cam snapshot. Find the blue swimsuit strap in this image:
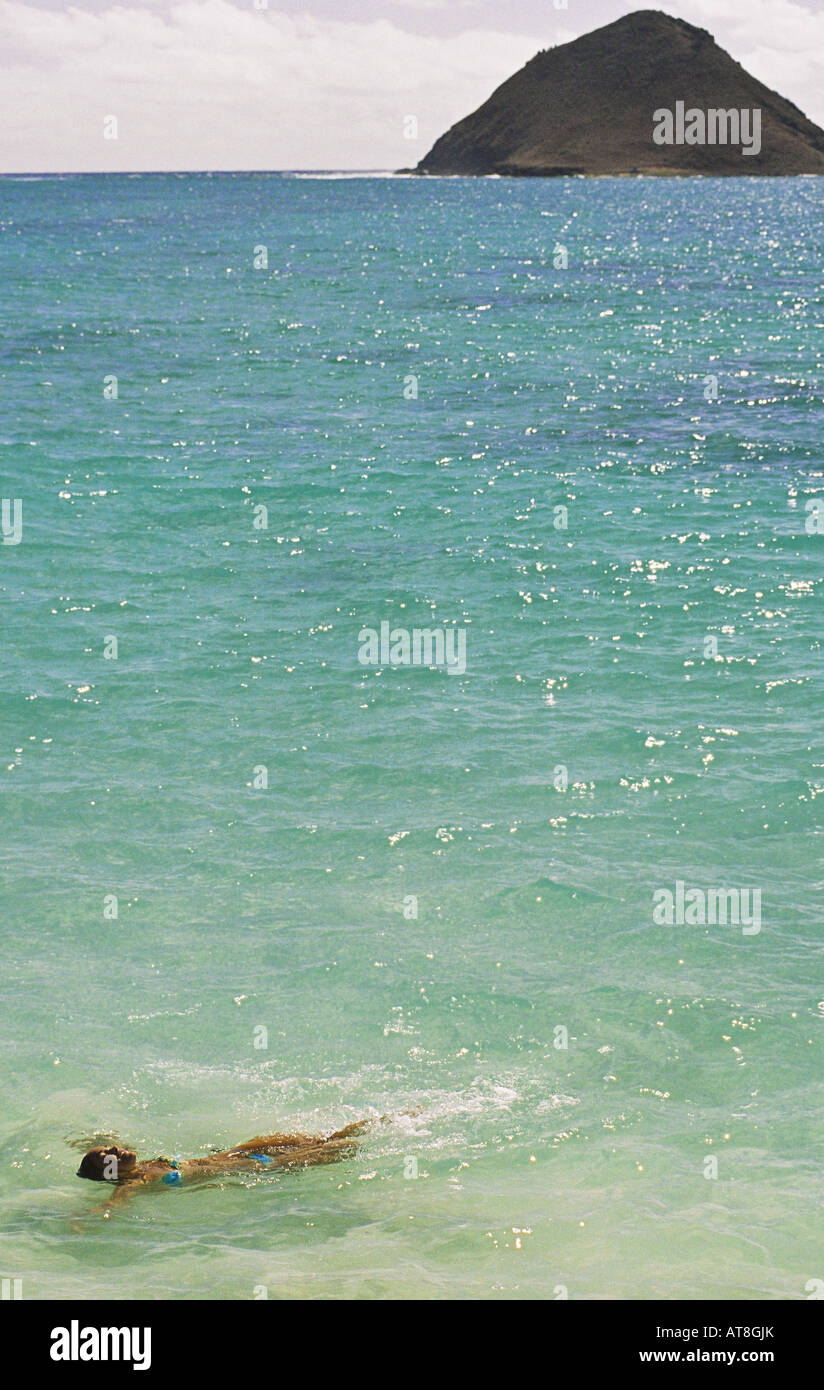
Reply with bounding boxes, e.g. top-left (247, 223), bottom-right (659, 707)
top-left (160, 1156), bottom-right (183, 1184)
